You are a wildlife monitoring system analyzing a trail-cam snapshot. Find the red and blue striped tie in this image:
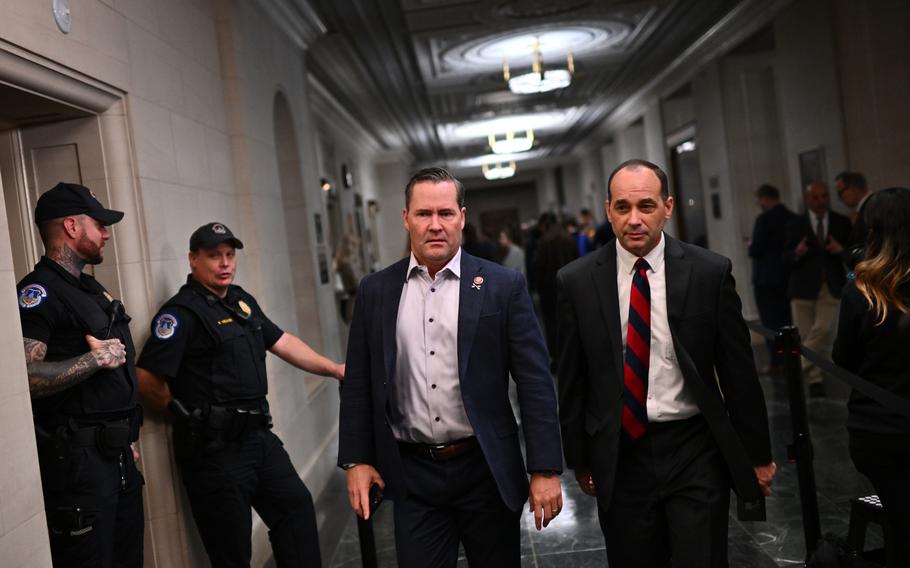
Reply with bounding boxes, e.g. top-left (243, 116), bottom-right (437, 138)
top-left (622, 257), bottom-right (651, 440)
